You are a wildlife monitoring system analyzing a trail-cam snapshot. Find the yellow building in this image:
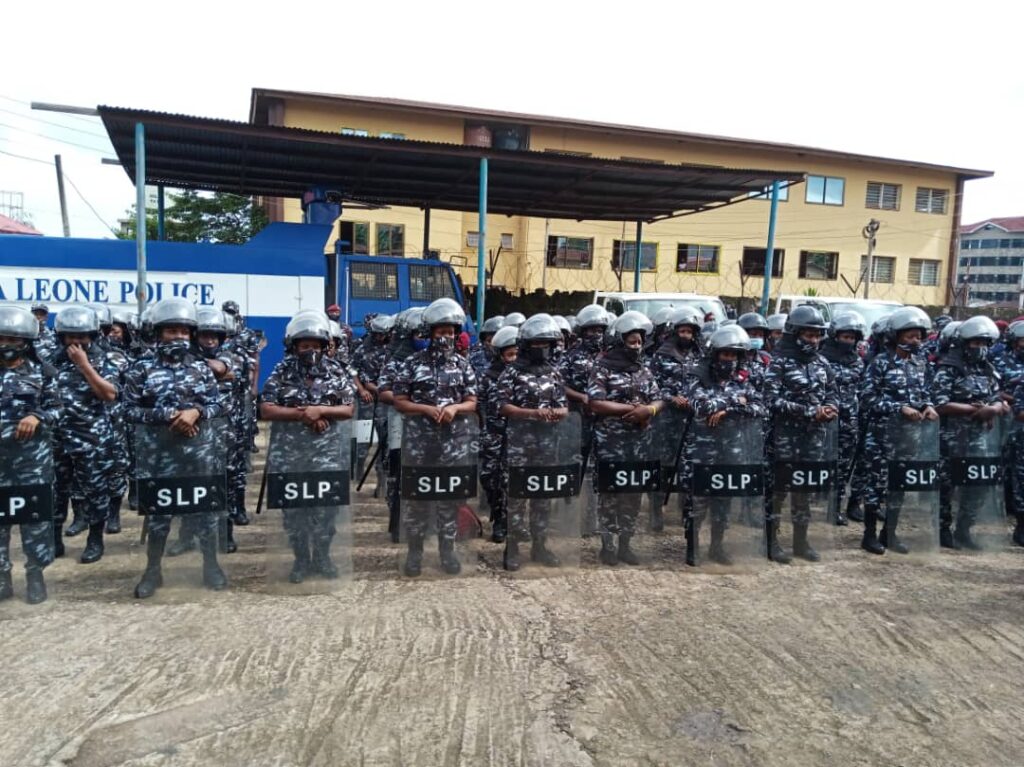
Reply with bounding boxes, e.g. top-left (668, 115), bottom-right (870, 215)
top-left (250, 89), bottom-right (991, 309)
